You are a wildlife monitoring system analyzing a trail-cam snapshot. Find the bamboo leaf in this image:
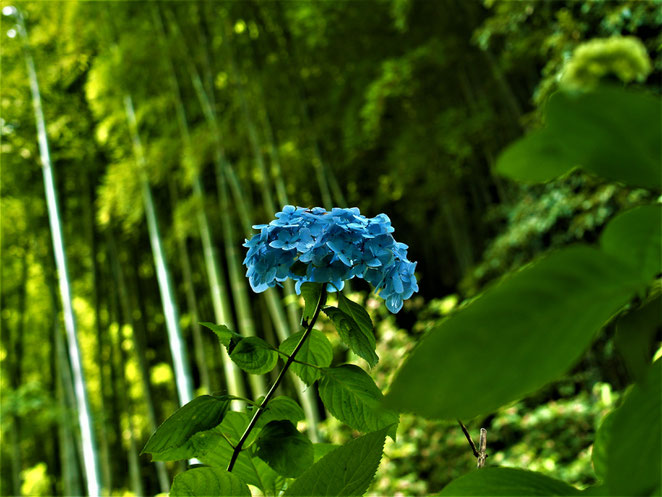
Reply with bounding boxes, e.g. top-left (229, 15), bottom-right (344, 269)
top-left (285, 427), bottom-right (389, 496)
top-left (319, 365), bottom-right (398, 438)
top-left (170, 467), bottom-right (251, 496)
top-left (279, 329), bottom-right (333, 385)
